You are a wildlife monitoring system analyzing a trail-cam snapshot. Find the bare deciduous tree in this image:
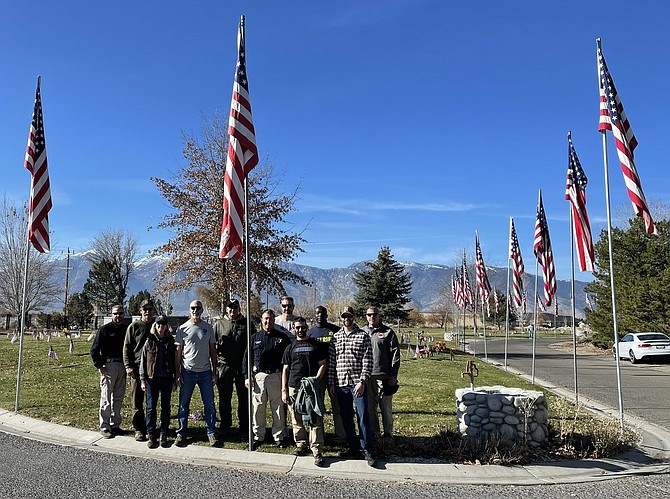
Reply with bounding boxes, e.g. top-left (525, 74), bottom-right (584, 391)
top-left (0, 197), bottom-right (59, 319)
top-left (150, 114), bottom-right (308, 305)
top-left (83, 229), bottom-right (138, 311)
